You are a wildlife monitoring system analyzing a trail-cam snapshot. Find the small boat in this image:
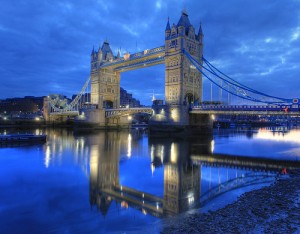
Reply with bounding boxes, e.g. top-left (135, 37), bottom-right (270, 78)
top-left (0, 134), bottom-right (47, 143)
